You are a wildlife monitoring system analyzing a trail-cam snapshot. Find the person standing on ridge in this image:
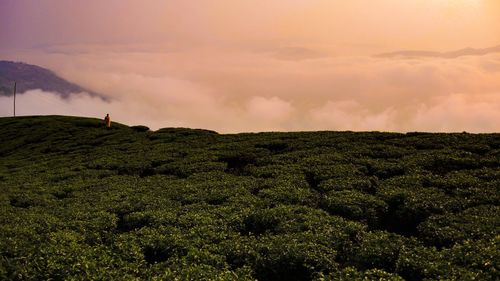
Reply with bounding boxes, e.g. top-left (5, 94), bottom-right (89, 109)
top-left (104, 113), bottom-right (111, 129)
